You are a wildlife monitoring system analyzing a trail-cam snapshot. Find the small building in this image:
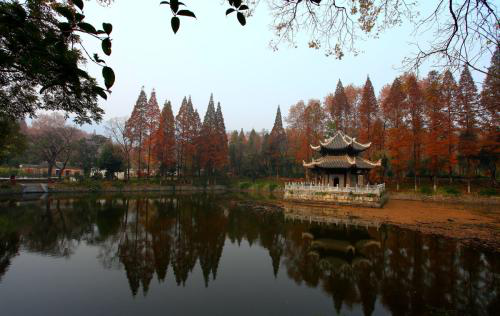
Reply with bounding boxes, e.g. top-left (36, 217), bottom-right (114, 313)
top-left (284, 131), bottom-right (386, 207)
top-left (303, 131), bottom-right (381, 187)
